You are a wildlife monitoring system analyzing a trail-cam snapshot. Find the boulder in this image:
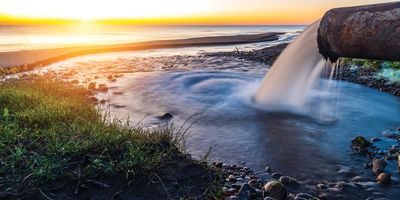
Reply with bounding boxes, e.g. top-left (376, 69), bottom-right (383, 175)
top-left (372, 158), bottom-right (386, 175)
top-left (263, 181), bottom-right (287, 200)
